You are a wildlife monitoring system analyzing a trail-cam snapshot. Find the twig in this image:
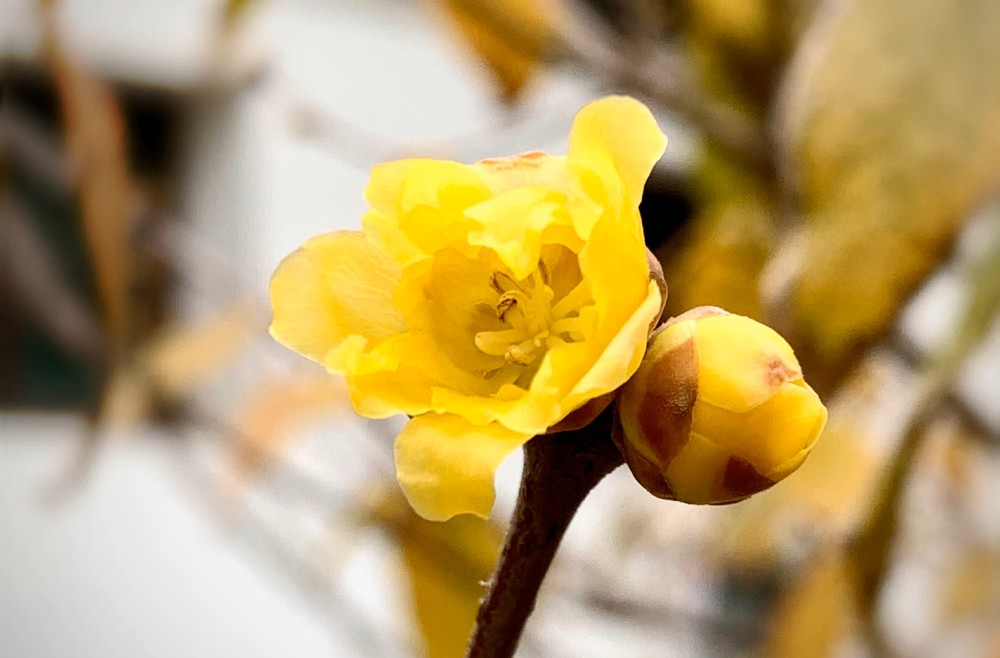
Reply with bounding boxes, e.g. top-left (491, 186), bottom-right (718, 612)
top-left (556, 2), bottom-right (769, 167)
top-left (465, 408), bottom-right (624, 658)
top-left (844, 227), bottom-right (1000, 656)
top-left (0, 192), bottom-right (106, 365)
top-left (889, 334), bottom-right (998, 442)
top-left (0, 100), bottom-right (76, 189)
top-left (845, 388), bottom-right (934, 658)
top-left (447, 0), bottom-right (768, 166)
top-left (172, 433), bottom-right (397, 658)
